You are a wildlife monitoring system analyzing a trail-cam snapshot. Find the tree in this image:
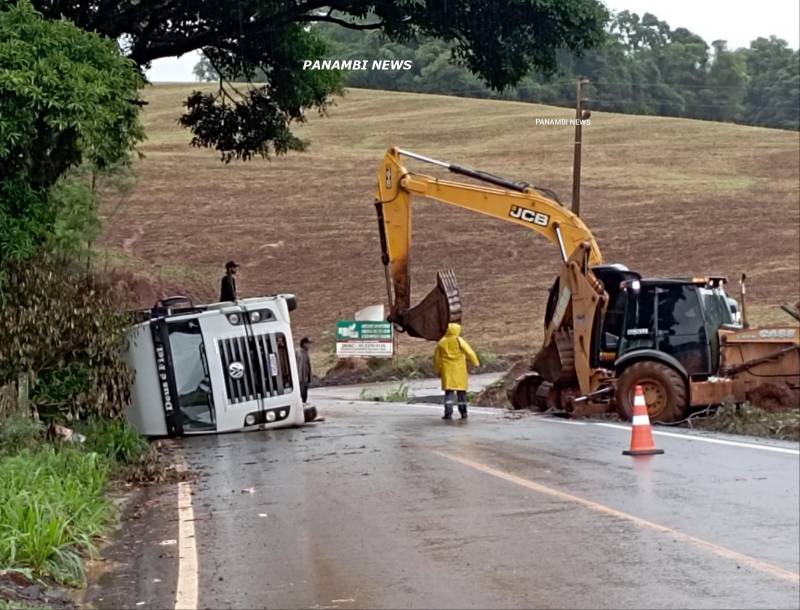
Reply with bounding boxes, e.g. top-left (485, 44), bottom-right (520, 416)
top-left (32, 0), bottom-right (609, 161)
top-left (296, 8), bottom-right (798, 131)
top-left (701, 41), bottom-right (747, 122)
top-left (742, 37), bottom-right (800, 130)
top-left (0, 1), bottom-right (144, 263)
